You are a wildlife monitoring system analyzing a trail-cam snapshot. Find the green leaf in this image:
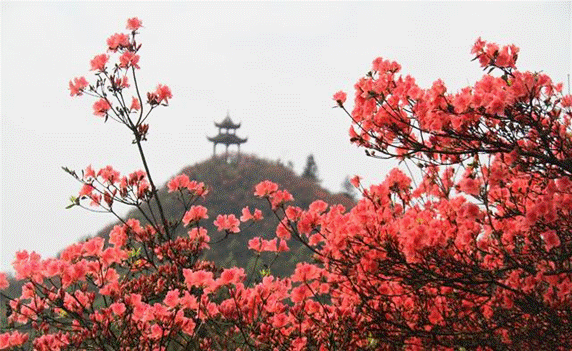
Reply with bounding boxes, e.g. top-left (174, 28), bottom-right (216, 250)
top-left (66, 195), bottom-right (78, 209)
top-left (129, 247), bottom-right (142, 258)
